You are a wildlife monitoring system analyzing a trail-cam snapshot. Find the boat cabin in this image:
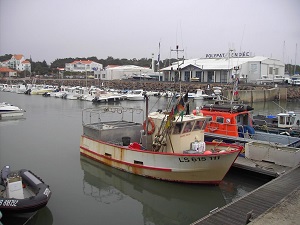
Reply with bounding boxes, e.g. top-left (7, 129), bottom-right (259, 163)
top-left (277, 112), bottom-right (299, 129)
top-left (200, 104), bottom-right (254, 137)
top-left (146, 112), bottom-right (209, 153)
